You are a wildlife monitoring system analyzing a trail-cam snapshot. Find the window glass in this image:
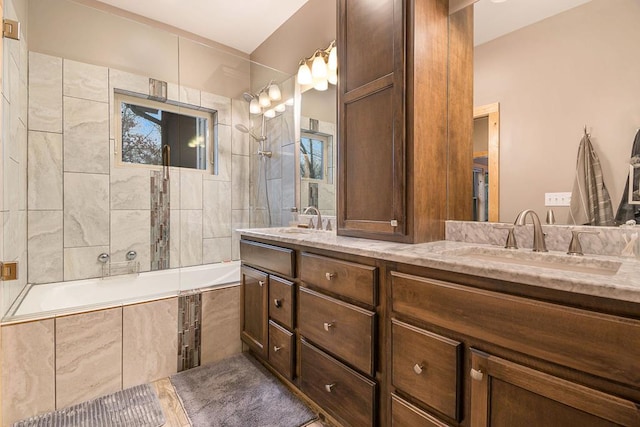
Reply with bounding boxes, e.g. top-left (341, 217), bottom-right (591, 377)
top-left (300, 135), bottom-right (326, 180)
